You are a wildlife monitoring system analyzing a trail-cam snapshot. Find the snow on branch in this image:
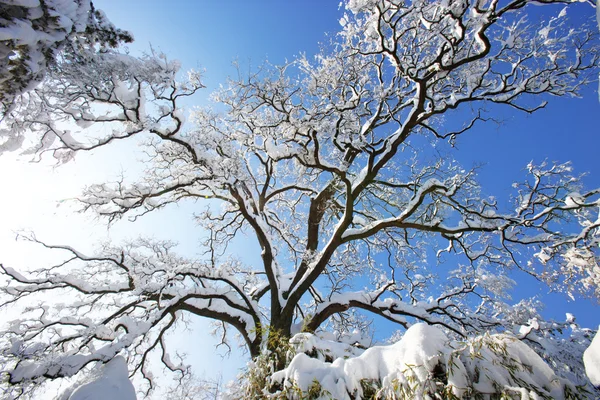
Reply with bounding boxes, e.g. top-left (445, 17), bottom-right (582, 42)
top-left (1, 50), bottom-right (203, 162)
top-left (0, 237), bottom-right (262, 393)
top-left (0, 0), bottom-right (133, 117)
